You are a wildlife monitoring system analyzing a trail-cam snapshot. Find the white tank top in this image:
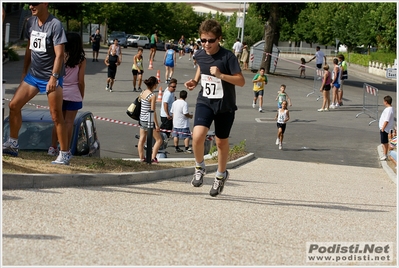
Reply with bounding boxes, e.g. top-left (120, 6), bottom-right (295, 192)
top-left (277, 109), bottom-right (288, 124)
